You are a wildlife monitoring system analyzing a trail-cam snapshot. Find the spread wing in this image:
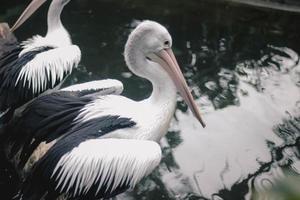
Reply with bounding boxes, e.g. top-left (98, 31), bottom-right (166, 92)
top-left (5, 91), bottom-right (136, 169)
top-left (5, 91), bottom-right (94, 165)
top-left (0, 44), bottom-right (81, 113)
top-left (20, 139), bottom-right (161, 200)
